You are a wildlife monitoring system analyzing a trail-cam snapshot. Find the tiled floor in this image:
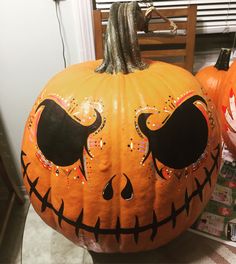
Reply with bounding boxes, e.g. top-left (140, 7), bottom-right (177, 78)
top-left (22, 205), bottom-right (93, 264)
top-left (2, 198), bottom-right (236, 264)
